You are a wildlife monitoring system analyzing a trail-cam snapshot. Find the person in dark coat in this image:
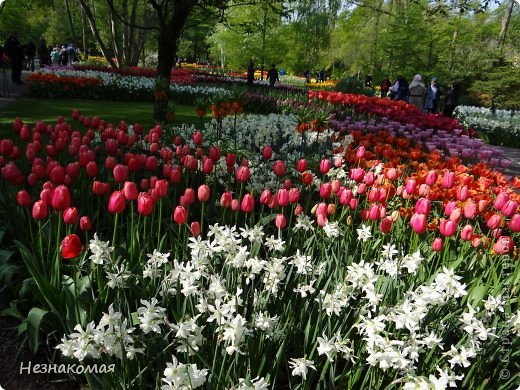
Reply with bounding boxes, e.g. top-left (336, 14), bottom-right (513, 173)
top-left (25, 40), bottom-right (36, 71)
top-left (443, 83), bottom-right (460, 117)
top-left (267, 64), bottom-right (279, 87)
top-left (380, 75), bottom-right (391, 98)
top-left (394, 76), bottom-right (409, 102)
top-left (37, 38), bottom-right (50, 67)
top-left (3, 34), bottom-right (24, 84)
top-left (247, 59), bottom-right (255, 86)
top-left (424, 77), bottom-right (441, 113)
